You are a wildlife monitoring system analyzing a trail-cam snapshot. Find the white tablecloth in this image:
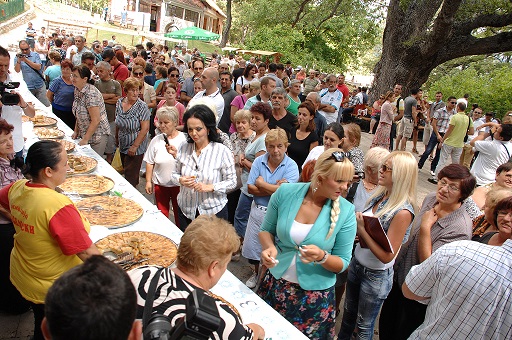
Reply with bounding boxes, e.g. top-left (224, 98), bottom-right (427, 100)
top-left (19, 82), bottom-right (307, 340)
